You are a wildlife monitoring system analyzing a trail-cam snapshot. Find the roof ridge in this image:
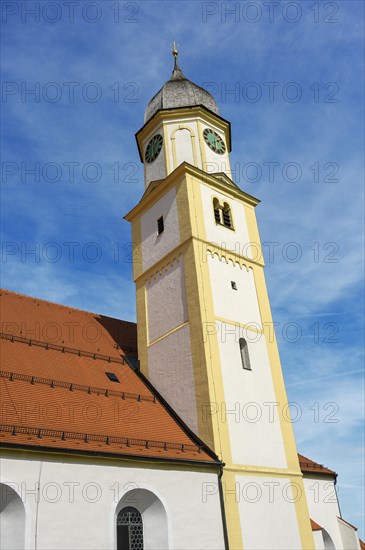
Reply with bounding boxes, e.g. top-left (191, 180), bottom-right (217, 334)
top-left (0, 288), bottom-right (136, 326)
